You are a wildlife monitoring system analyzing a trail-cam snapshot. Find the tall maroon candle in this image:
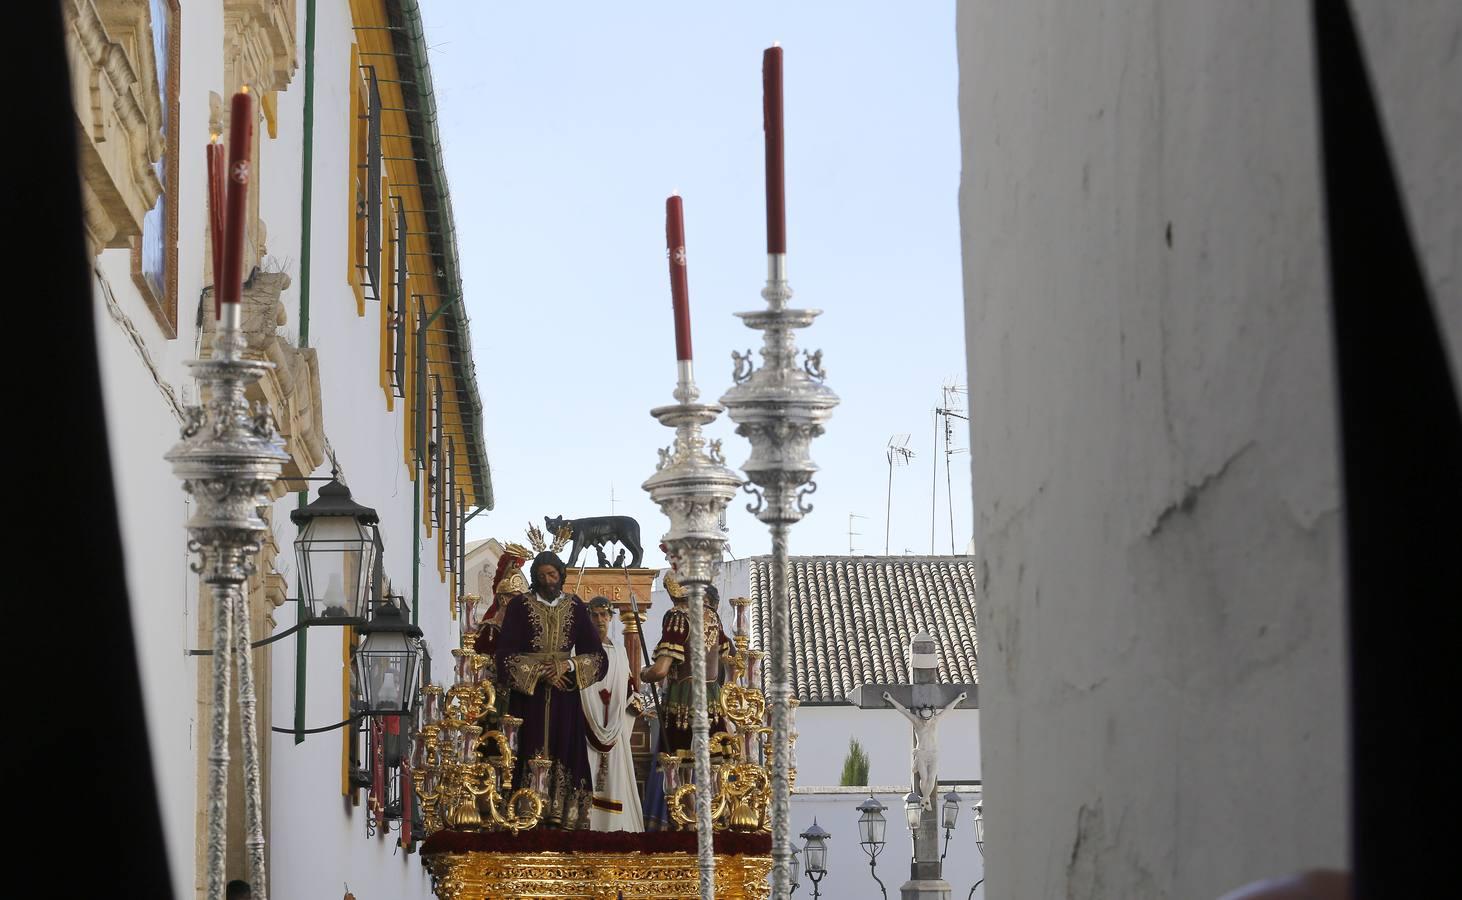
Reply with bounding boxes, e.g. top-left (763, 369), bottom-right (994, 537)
top-left (219, 89), bottom-right (253, 311)
top-left (762, 45), bottom-right (786, 254)
top-left (207, 139), bottom-right (226, 316)
top-left (665, 194), bottom-right (693, 361)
